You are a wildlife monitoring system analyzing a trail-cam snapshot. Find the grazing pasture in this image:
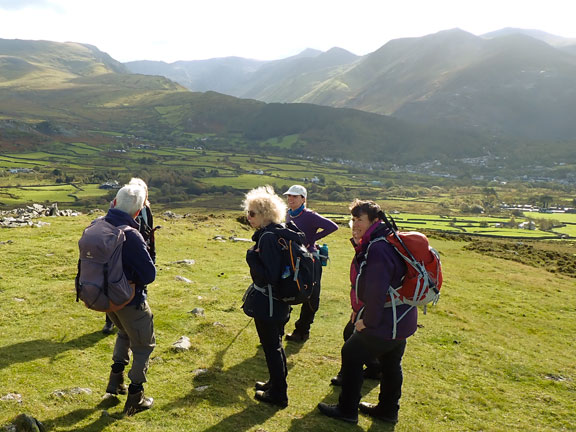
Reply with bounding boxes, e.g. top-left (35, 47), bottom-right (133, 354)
top-left (0, 212), bottom-right (574, 431)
